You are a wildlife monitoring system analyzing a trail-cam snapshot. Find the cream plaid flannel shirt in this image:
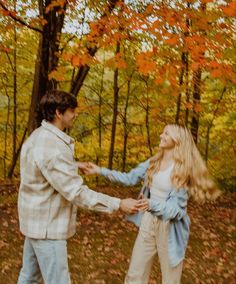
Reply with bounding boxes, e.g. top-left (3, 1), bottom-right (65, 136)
top-left (18, 120), bottom-right (120, 239)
